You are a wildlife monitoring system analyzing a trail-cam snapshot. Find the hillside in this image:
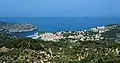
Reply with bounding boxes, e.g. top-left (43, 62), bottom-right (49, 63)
top-left (1, 24), bottom-right (120, 63)
top-left (0, 37), bottom-right (120, 63)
